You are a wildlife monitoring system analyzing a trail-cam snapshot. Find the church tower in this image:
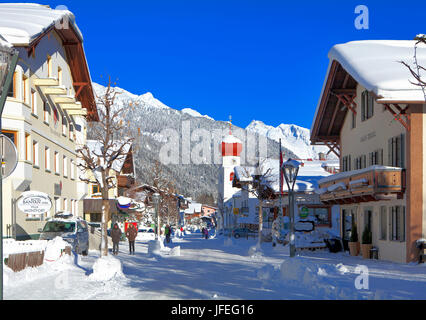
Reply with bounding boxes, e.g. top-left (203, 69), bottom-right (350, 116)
top-left (219, 116), bottom-right (243, 203)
